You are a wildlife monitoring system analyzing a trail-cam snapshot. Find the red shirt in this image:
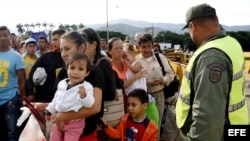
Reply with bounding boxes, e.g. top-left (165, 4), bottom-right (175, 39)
top-left (125, 116), bottom-right (149, 141)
